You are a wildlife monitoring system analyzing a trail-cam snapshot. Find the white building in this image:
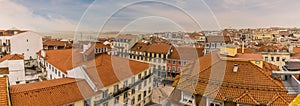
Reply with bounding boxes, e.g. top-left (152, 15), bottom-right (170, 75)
top-left (10, 31), bottom-right (43, 60)
top-left (37, 45), bottom-right (154, 106)
top-left (111, 35), bottom-right (140, 58)
top-left (0, 54), bottom-right (25, 85)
